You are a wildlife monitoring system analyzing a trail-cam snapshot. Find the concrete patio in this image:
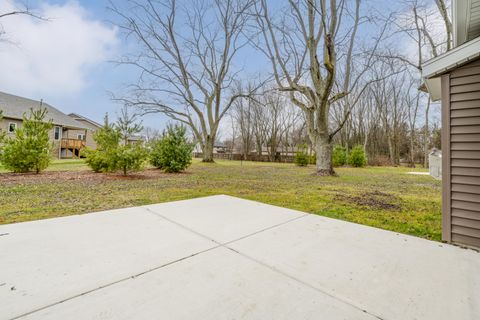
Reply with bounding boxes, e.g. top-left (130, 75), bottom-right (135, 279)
top-left (1, 195), bottom-right (479, 320)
